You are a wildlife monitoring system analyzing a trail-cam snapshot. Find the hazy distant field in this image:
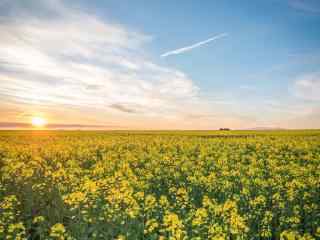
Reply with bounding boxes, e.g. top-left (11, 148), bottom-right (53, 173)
top-left (1, 130), bottom-right (319, 239)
